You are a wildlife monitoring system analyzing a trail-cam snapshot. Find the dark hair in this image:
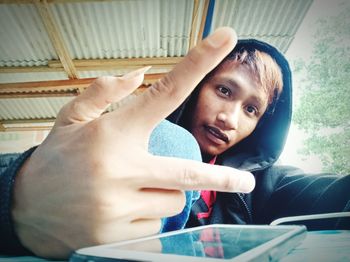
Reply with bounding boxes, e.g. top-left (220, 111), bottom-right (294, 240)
top-left (203, 48), bottom-right (283, 105)
top-left (178, 46), bottom-right (284, 129)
